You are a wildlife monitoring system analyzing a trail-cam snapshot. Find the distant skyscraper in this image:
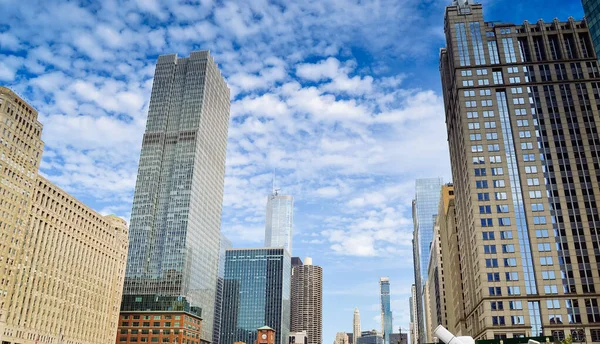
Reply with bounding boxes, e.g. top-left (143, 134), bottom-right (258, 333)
top-left (379, 277), bottom-right (393, 344)
top-left (265, 190), bottom-right (294, 254)
top-left (0, 87), bottom-right (129, 344)
top-left (353, 308), bottom-right (361, 344)
top-left (291, 258), bottom-right (323, 344)
top-left (220, 248), bottom-right (291, 344)
top-left (213, 234), bottom-right (233, 344)
top-left (388, 333), bottom-right (407, 344)
top-left (411, 178), bottom-right (443, 344)
top-left (292, 256), bottom-right (304, 269)
top-left (122, 50), bottom-right (231, 341)
top-left (441, 1), bottom-right (600, 340)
